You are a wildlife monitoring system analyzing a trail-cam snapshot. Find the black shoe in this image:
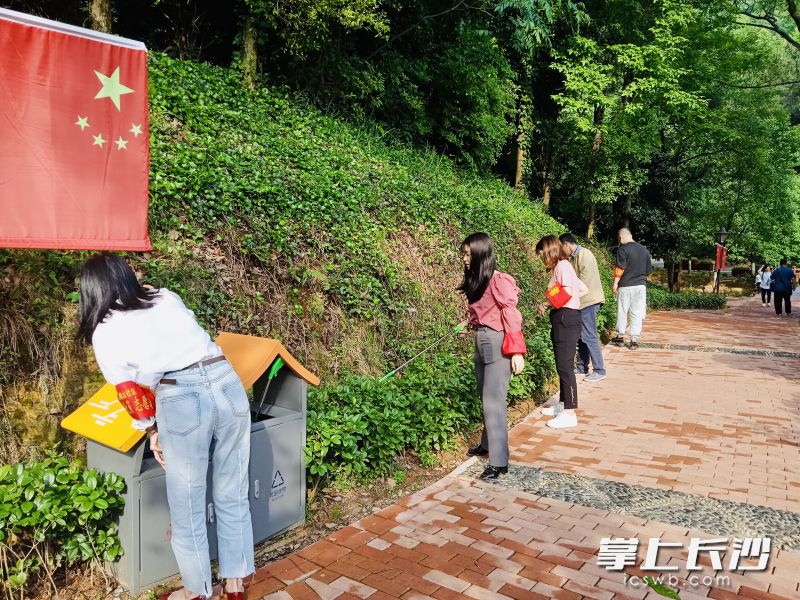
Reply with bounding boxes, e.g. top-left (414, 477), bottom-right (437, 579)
top-left (611, 336), bottom-right (625, 347)
top-left (479, 465), bottom-right (508, 480)
top-left (467, 444), bottom-right (488, 457)
top-left (627, 341), bottom-right (639, 350)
